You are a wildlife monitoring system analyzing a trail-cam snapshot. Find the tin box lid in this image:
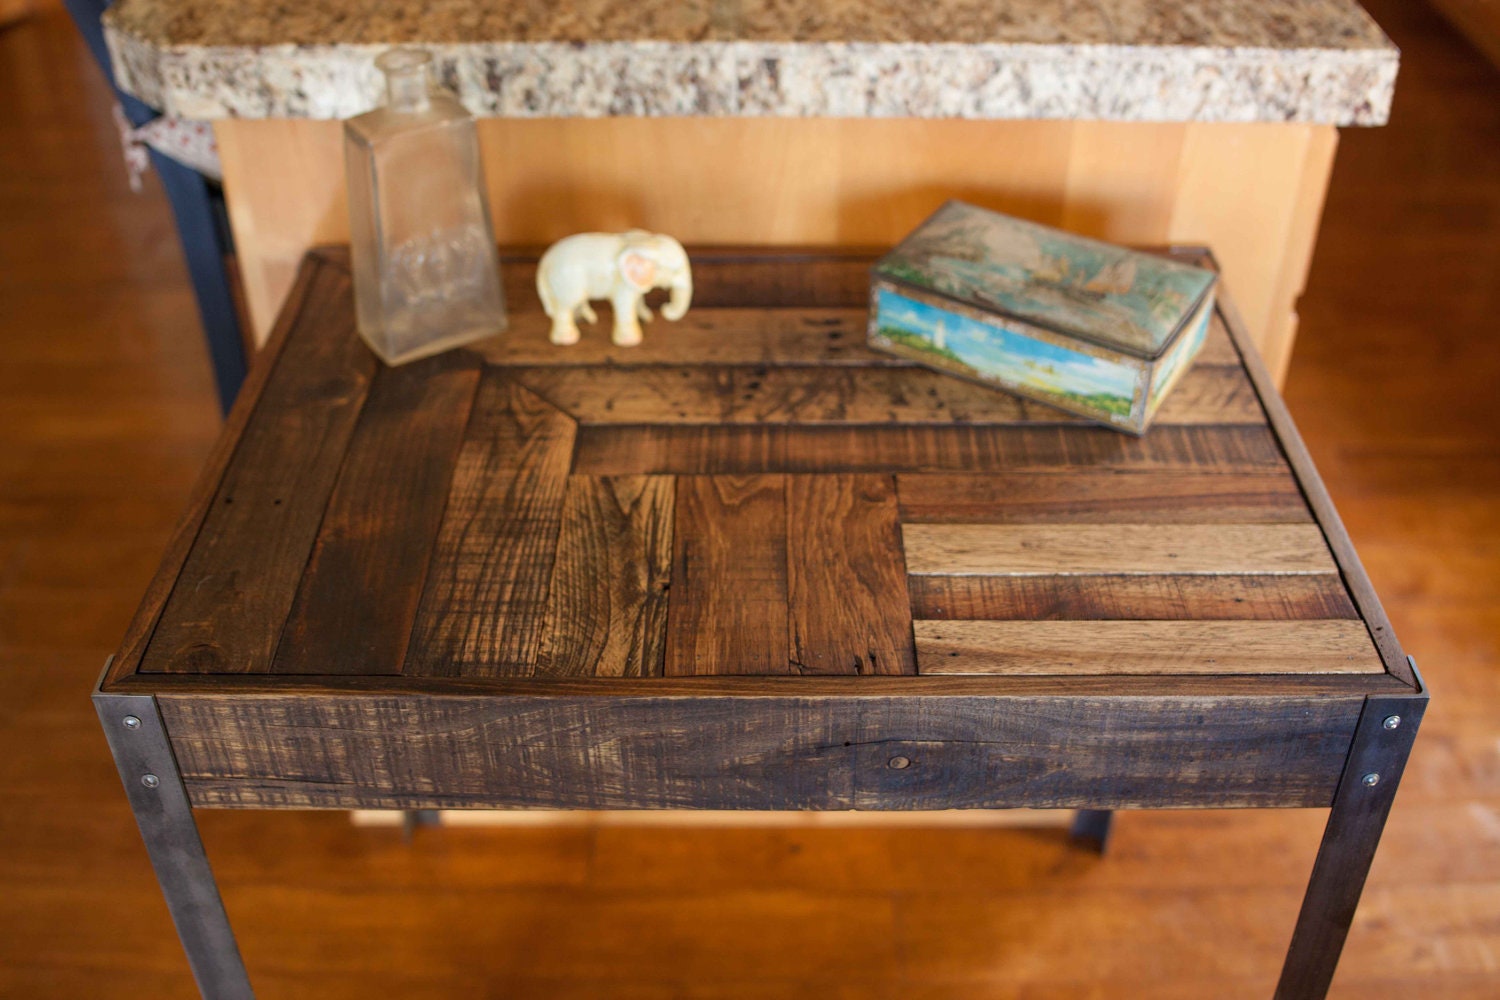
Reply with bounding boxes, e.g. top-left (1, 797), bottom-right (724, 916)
top-left (874, 201), bottom-right (1217, 360)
